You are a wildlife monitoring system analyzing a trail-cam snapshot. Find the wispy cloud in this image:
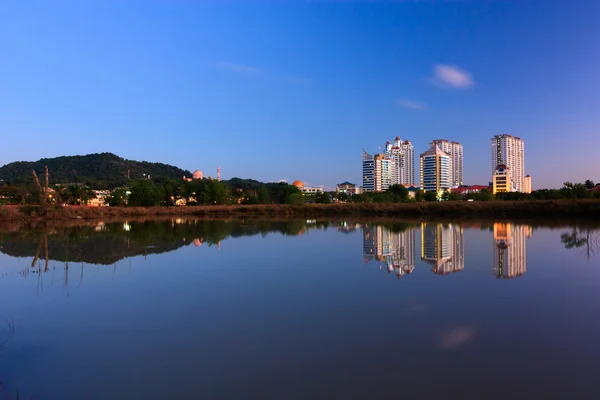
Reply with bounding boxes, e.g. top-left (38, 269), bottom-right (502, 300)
top-left (439, 326), bottom-right (477, 349)
top-left (217, 61), bottom-right (261, 76)
top-left (398, 99), bottom-right (426, 110)
top-left (433, 64), bottom-right (474, 89)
